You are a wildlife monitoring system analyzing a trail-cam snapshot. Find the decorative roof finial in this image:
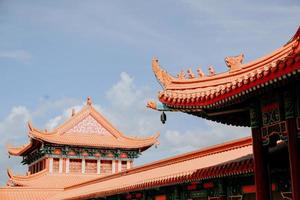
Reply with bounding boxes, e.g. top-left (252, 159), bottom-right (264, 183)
top-left (197, 67), bottom-right (205, 78)
top-left (71, 108), bottom-right (76, 116)
top-left (87, 96), bottom-right (92, 106)
top-left (208, 66), bottom-right (216, 76)
top-left (225, 53), bottom-right (244, 72)
top-left (187, 68), bottom-right (195, 79)
top-left (177, 70), bottom-right (186, 80)
top-left (152, 57), bottom-right (173, 88)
